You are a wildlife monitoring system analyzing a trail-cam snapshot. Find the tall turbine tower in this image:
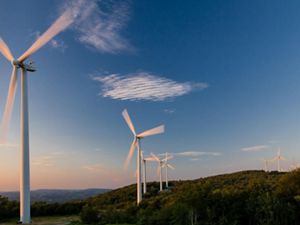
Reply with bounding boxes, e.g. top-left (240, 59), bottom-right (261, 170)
top-left (141, 151), bottom-right (155, 194)
top-left (0, 9), bottom-right (74, 224)
top-left (261, 159), bottom-right (269, 172)
top-left (122, 109), bottom-right (164, 205)
top-left (162, 152), bottom-right (174, 188)
top-left (271, 148), bottom-right (286, 172)
top-left (151, 153), bottom-right (173, 191)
